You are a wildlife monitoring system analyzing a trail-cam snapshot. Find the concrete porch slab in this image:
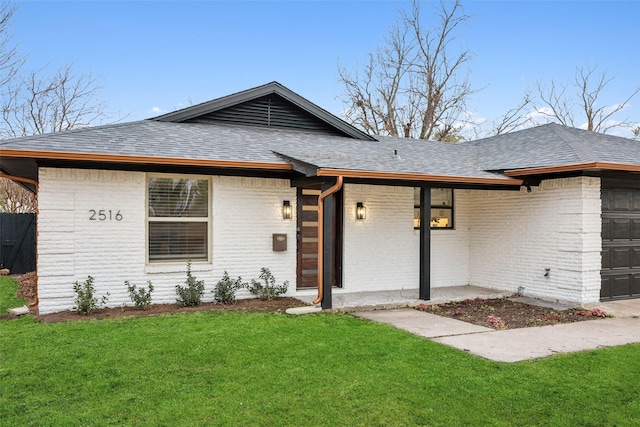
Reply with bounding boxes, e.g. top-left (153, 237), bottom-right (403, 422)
top-left (297, 285), bottom-right (512, 310)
